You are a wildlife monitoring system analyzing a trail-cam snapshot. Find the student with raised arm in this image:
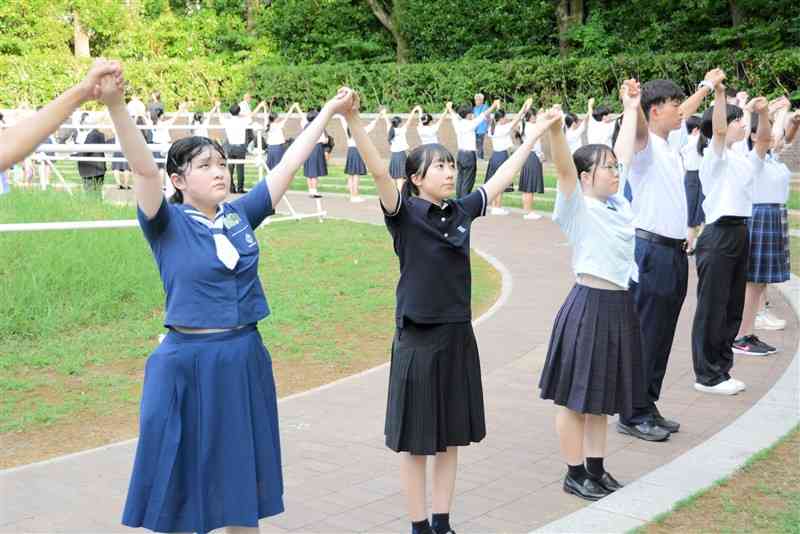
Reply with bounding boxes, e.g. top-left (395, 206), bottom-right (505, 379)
top-left (344, 89), bottom-right (557, 534)
top-left (416, 105), bottom-right (448, 146)
top-left (102, 68), bottom-right (354, 534)
top-left (337, 112), bottom-right (379, 202)
top-left (449, 99), bottom-right (499, 197)
top-left (265, 102), bottom-right (300, 170)
top-left (0, 60), bottom-right (121, 173)
top-left (485, 98), bottom-right (532, 215)
top-left (539, 80), bottom-right (643, 502)
top-left (691, 71), bottom-right (760, 396)
top-left (616, 68), bottom-right (724, 441)
top-left (385, 105), bottom-right (421, 189)
top-left (517, 108), bottom-right (547, 220)
top-left (565, 98), bottom-right (594, 154)
top-left (731, 97), bottom-right (789, 355)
